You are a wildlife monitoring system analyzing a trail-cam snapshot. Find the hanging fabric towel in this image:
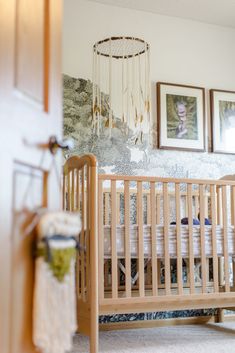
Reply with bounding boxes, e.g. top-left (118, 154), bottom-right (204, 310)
top-left (33, 210), bottom-right (81, 353)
